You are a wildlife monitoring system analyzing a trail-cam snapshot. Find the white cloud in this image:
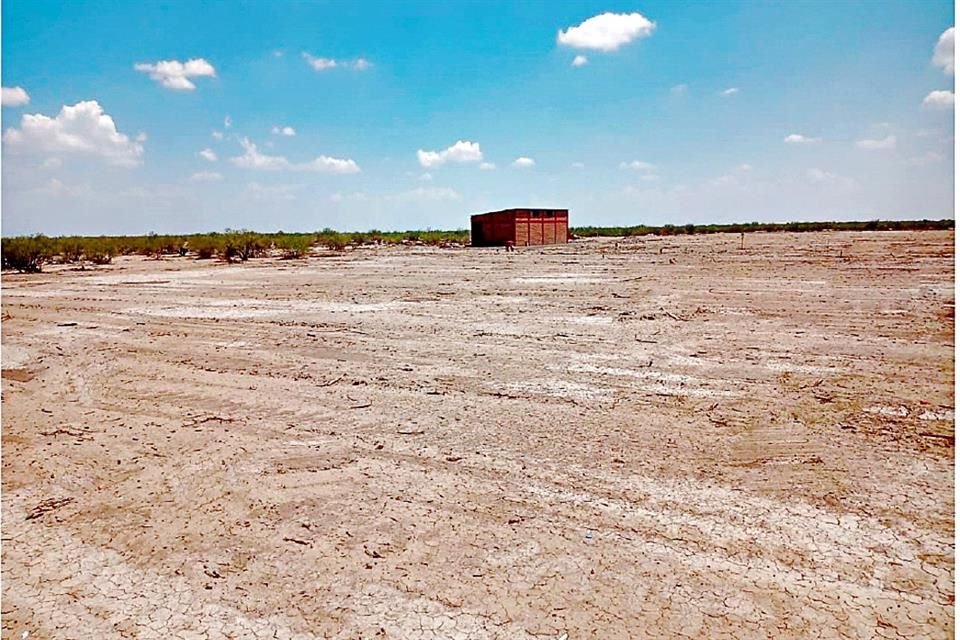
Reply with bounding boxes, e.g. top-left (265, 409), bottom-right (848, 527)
top-left (571, 161), bottom-right (585, 168)
top-left (271, 125), bottom-right (296, 136)
top-left (719, 87), bottom-right (739, 96)
top-left (303, 53), bottom-right (373, 71)
top-left (557, 12), bottom-right (656, 52)
top-left (619, 160), bottom-right (656, 171)
top-left (572, 55), bottom-right (589, 67)
top-left (856, 135), bottom-right (897, 150)
top-left (2, 100), bottom-right (144, 167)
top-left (419, 172), bottom-right (433, 181)
top-left (198, 148), bottom-right (217, 162)
top-left (231, 138), bottom-right (300, 170)
top-left (707, 164), bottom-right (752, 187)
top-left (303, 54), bottom-right (372, 72)
top-left (211, 130), bottom-right (224, 140)
top-left (190, 171), bottom-right (223, 182)
top-left (300, 156), bottom-right (361, 173)
top-left (329, 191), bottom-right (370, 203)
top-left (392, 187), bottom-right (460, 202)
top-left (416, 140), bottom-right (483, 168)
top-left (806, 168), bottom-right (858, 189)
top-left (331, 187), bottom-right (460, 204)
top-left (135, 132), bottom-right (148, 143)
top-left (784, 133), bottom-right (820, 144)
top-left (922, 90), bottom-right (954, 109)
top-left (245, 181), bottom-right (297, 201)
top-left (230, 137), bottom-right (360, 173)
top-left (933, 27), bottom-right (954, 75)
top-left (42, 157), bottom-right (62, 169)
top-left (224, 115), bottom-right (232, 129)
top-left (907, 151), bottom-right (945, 166)
top-left (670, 84), bottom-right (688, 96)
top-left (133, 58), bottom-right (216, 91)
top-left (2, 86), bottom-right (30, 107)
top-left (303, 53), bottom-right (337, 70)
top-left (512, 157), bottom-right (535, 168)
top-left (479, 162), bottom-right (496, 170)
